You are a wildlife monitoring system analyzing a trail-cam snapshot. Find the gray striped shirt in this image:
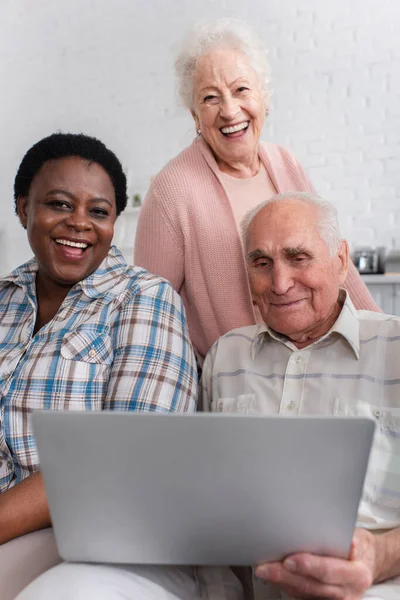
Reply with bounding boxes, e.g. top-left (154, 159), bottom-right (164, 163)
top-left (202, 291), bottom-right (400, 531)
